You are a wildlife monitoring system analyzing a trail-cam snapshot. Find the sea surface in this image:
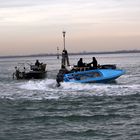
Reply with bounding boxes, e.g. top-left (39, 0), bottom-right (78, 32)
top-left (0, 53), bottom-right (140, 140)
